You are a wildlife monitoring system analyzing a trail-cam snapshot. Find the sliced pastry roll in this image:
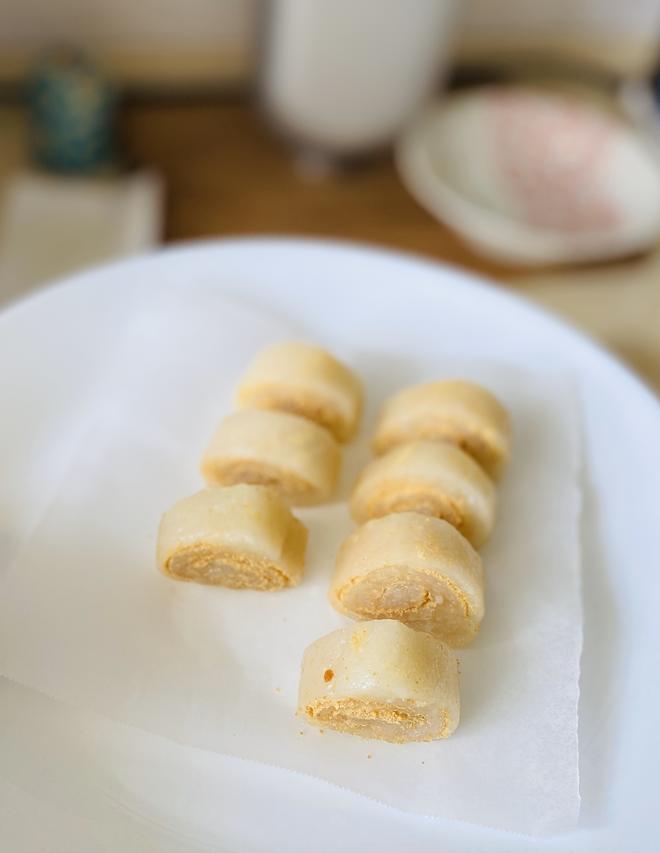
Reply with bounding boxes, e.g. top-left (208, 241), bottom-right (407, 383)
top-left (372, 380), bottom-right (511, 479)
top-left (330, 513), bottom-right (484, 647)
top-left (349, 439), bottom-right (495, 547)
top-left (236, 341), bottom-right (363, 443)
top-left (157, 484), bottom-right (307, 590)
top-left (201, 409), bottom-right (340, 506)
top-left (298, 620), bottom-right (459, 742)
